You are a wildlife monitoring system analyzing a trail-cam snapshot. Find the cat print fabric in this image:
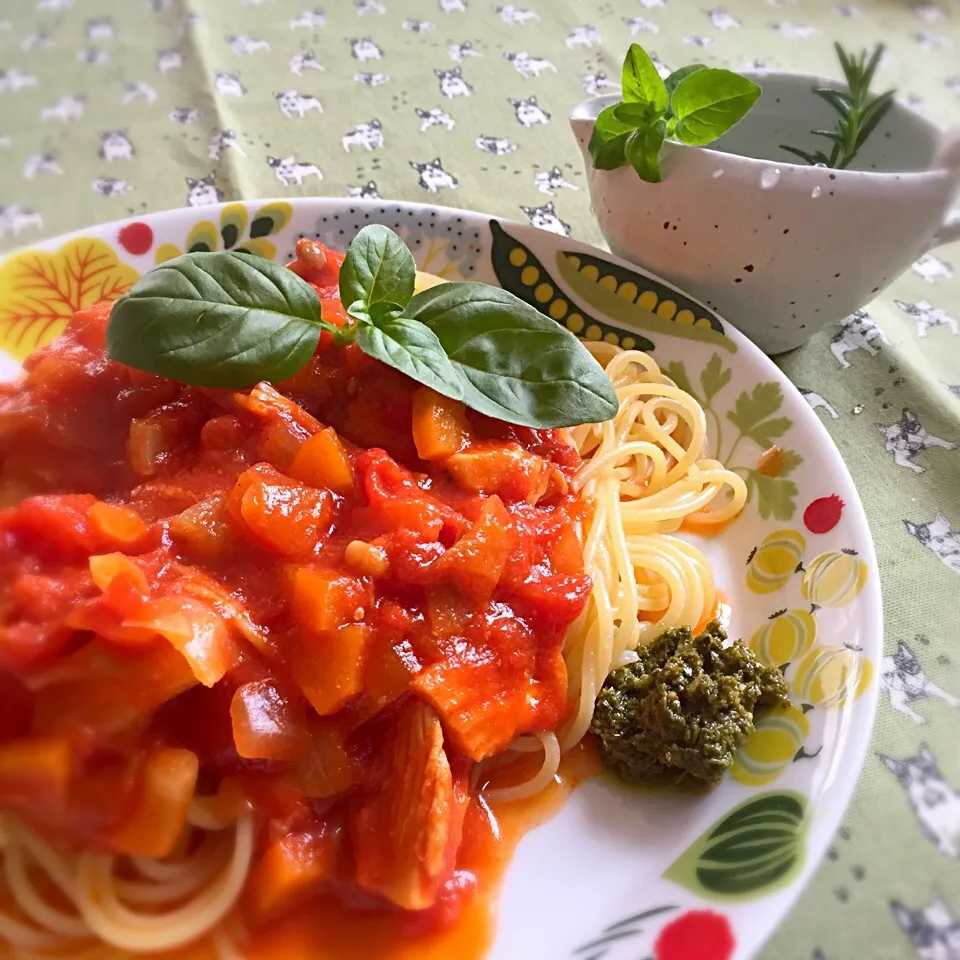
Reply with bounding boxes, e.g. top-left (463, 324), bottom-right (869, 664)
top-left (0, 4), bottom-right (959, 960)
